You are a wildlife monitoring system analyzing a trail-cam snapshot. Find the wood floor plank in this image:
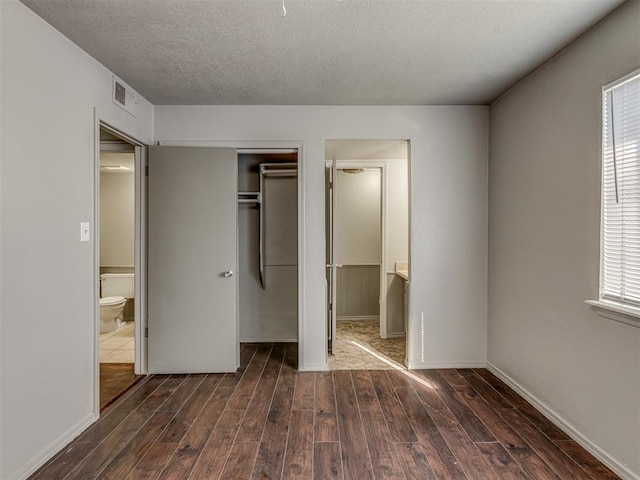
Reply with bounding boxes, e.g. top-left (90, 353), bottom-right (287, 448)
top-left (359, 410), bottom-right (404, 479)
top-left (187, 426), bottom-right (239, 480)
top-left (157, 396), bottom-right (231, 480)
top-left (385, 367), bottom-right (413, 388)
top-left (237, 368), bottom-right (280, 442)
top-left (351, 369), bottom-right (403, 478)
top-left (187, 350), bottom-right (269, 479)
top-left (314, 442), bottom-right (344, 480)
top-left (293, 371), bottom-right (315, 410)
top-left (333, 371), bottom-right (374, 480)
top-left (76, 376), bottom-right (171, 443)
top-left (475, 442), bottom-right (529, 480)
top-left (232, 345), bottom-right (272, 408)
top-left (31, 442), bottom-right (97, 480)
top-left (125, 443), bottom-right (177, 480)
top-left (437, 368), bottom-right (469, 388)
top-left (220, 441), bottom-right (260, 480)
top-left (420, 369), bottom-right (496, 443)
top-left (264, 343), bottom-right (287, 371)
top-left (369, 371), bottom-right (417, 443)
top-left (156, 374), bottom-right (222, 443)
top-left (96, 410), bottom-right (176, 480)
top-left (498, 407), bottom-right (593, 479)
top-left (158, 374), bottom-right (206, 412)
top-left (282, 410), bottom-right (314, 479)
top-left (252, 433), bottom-right (289, 480)
top-left (315, 371), bottom-right (339, 442)
top-left (64, 378), bottom-right (185, 480)
top-left (454, 381), bottom-right (560, 480)
top-left (553, 440), bottom-right (620, 480)
top-left (473, 369), bottom-right (570, 441)
top-left (351, 370), bottom-right (381, 413)
top-left (463, 371), bottom-right (516, 410)
top-left (393, 370), bottom-right (446, 412)
top-left (426, 406), bottom-right (501, 480)
top-left (32, 353), bottom-right (618, 480)
top-left (393, 443), bottom-right (437, 480)
top-left (251, 368), bottom-right (297, 480)
top-left (393, 385), bottom-right (468, 480)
